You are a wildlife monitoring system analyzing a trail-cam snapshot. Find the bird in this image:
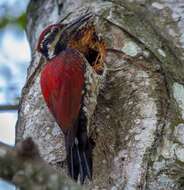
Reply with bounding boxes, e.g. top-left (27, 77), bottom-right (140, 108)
top-left (37, 13), bottom-right (106, 183)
